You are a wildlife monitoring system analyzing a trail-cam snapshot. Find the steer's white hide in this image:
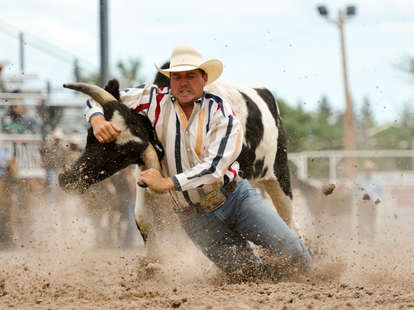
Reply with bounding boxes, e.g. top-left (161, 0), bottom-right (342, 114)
top-left (206, 81), bottom-right (278, 181)
top-left (111, 111), bottom-right (143, 145)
